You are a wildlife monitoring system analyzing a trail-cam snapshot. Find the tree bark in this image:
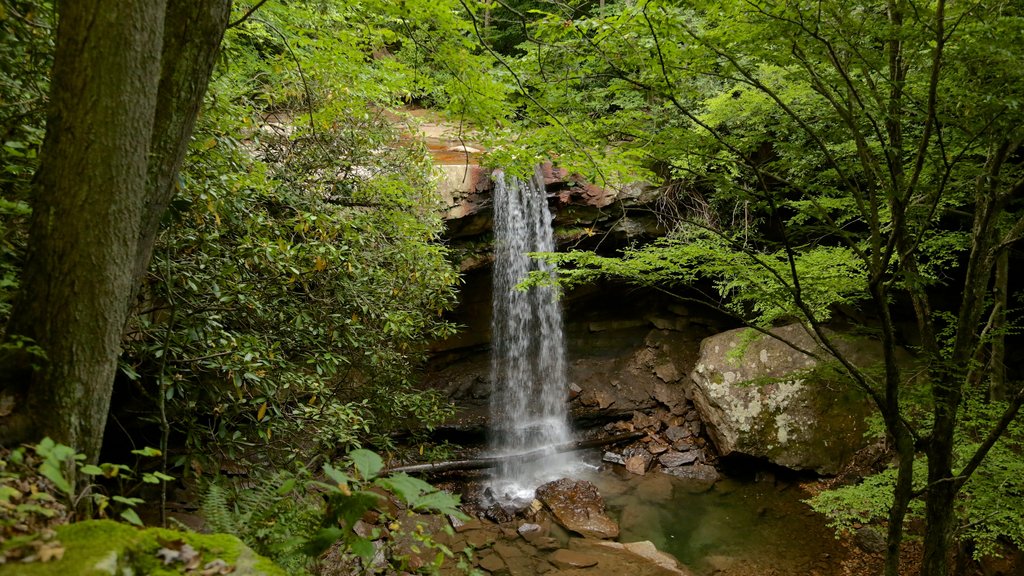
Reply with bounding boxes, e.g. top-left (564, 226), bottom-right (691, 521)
top-left (1, 0), bottom-right (168, 460)
top-left (0, 0), bottom-right (231, 462)
top-left (132, 0), bottom-right (232, 294)
top-left (384, 432), bottom-right (645, 475)
top-left (989, 248), bottom-right (1009, 402)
